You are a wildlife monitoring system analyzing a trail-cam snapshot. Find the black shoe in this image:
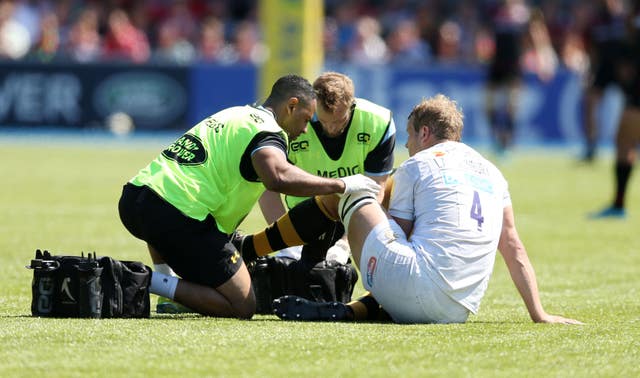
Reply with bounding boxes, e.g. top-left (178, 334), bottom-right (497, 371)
top-left (580, 148), bottom-right (596, 163)
top-left (272, 295), bottom-right (350, 321)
